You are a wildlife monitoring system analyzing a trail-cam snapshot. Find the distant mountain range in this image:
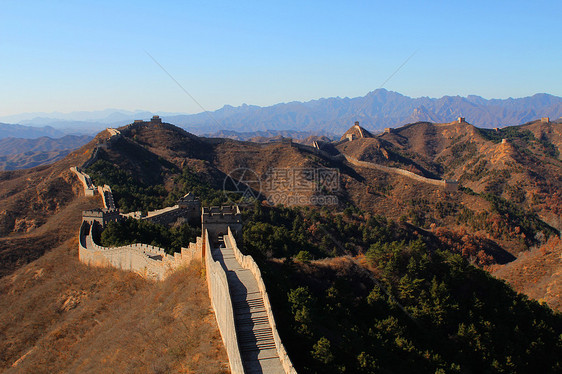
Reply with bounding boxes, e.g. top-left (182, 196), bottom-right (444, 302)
top-left (203, 129), bottom-right (337, 142)
top-left (0, 135), bottom-right (93, 171)
top-left (1, 90), bottom-right (561, 136)
top-left (166, 90), bottom-right (562, 134)
top-left (0, 123), bottom-right (65, 139)
top-left (0, 135), bottom-right (93, 156)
